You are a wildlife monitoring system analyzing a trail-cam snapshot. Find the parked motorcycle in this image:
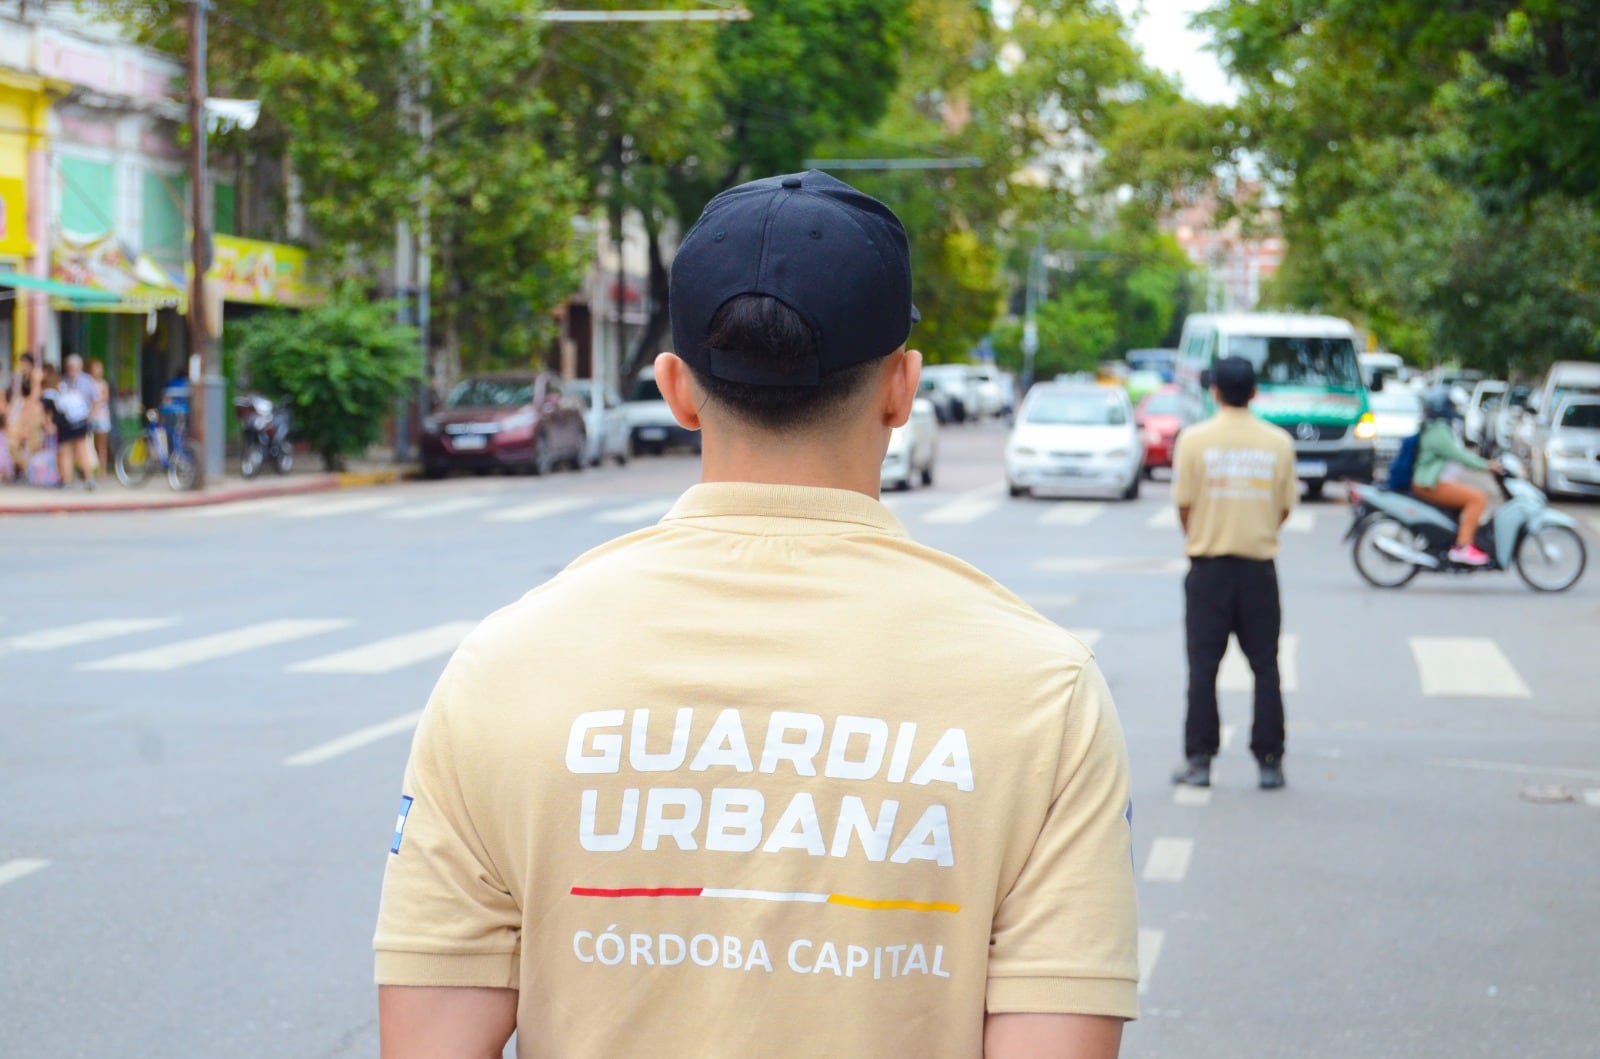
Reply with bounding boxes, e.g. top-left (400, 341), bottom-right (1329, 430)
top-left (1344, 454), bottom-right (1586, 592)
top-left (235, 395), bottom-right (294, 479)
